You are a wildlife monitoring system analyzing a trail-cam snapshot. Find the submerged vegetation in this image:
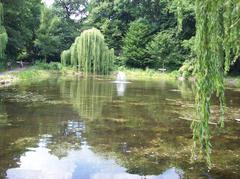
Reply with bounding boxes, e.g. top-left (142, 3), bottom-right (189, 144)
top-left (61, 28), bottom-right (115, 75)
top-left (0, 0), bottom-right (240, 172)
